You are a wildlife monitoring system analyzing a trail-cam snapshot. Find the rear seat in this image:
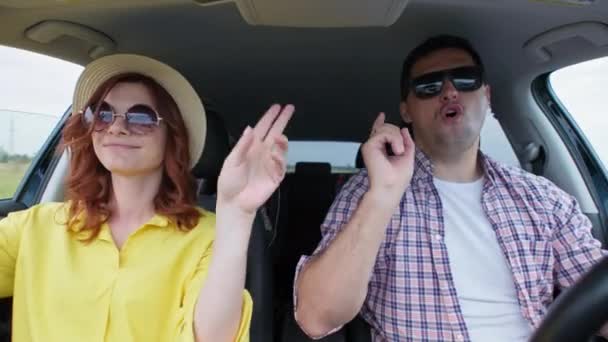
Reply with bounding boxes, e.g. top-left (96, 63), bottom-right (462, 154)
top-left (192, 110), bottom-right (273, 342)
top-left (271, 162), bottom-right (341, 341)
top-left (270, 161), bottom-right (371, 342)
top-left (274, 162), bottom-right (335, 300)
